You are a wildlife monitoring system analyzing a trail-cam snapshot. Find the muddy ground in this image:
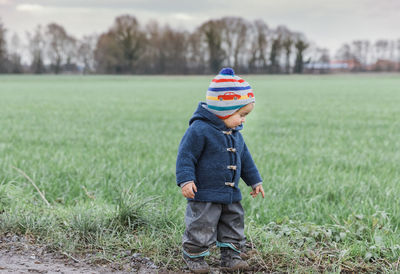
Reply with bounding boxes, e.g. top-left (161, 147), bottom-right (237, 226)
top-left (0, 234), bottom-right (161, 274)
top-left (0, 234), bottom-right (262, 273)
